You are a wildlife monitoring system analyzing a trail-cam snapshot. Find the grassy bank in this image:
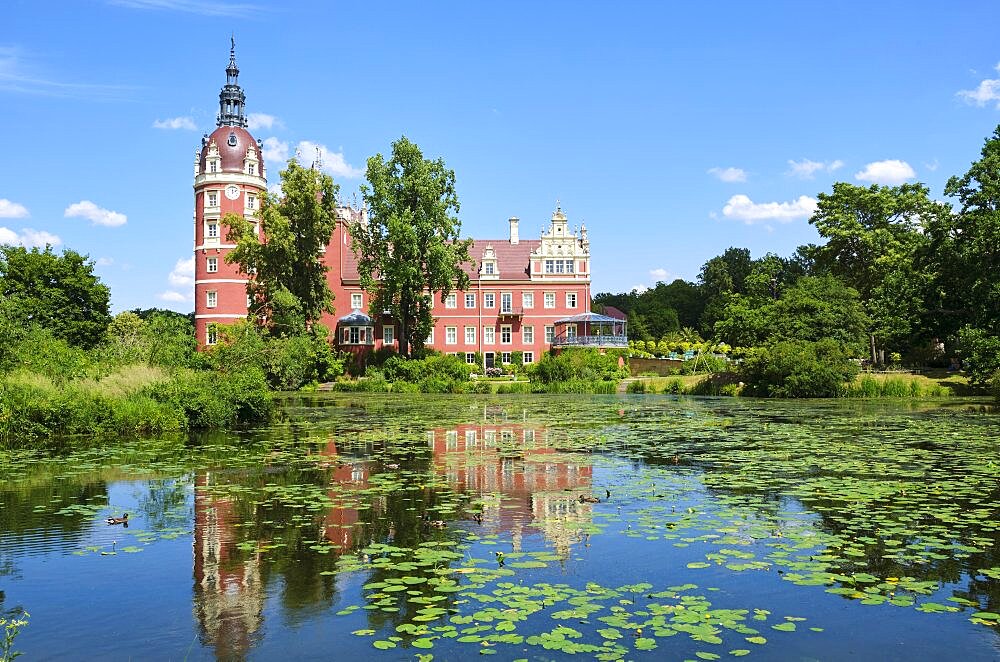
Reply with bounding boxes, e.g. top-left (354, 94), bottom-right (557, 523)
top-left (624, 370), bottom-right (975, 398)
top-left (0, 364), bottom-right (273, 444)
